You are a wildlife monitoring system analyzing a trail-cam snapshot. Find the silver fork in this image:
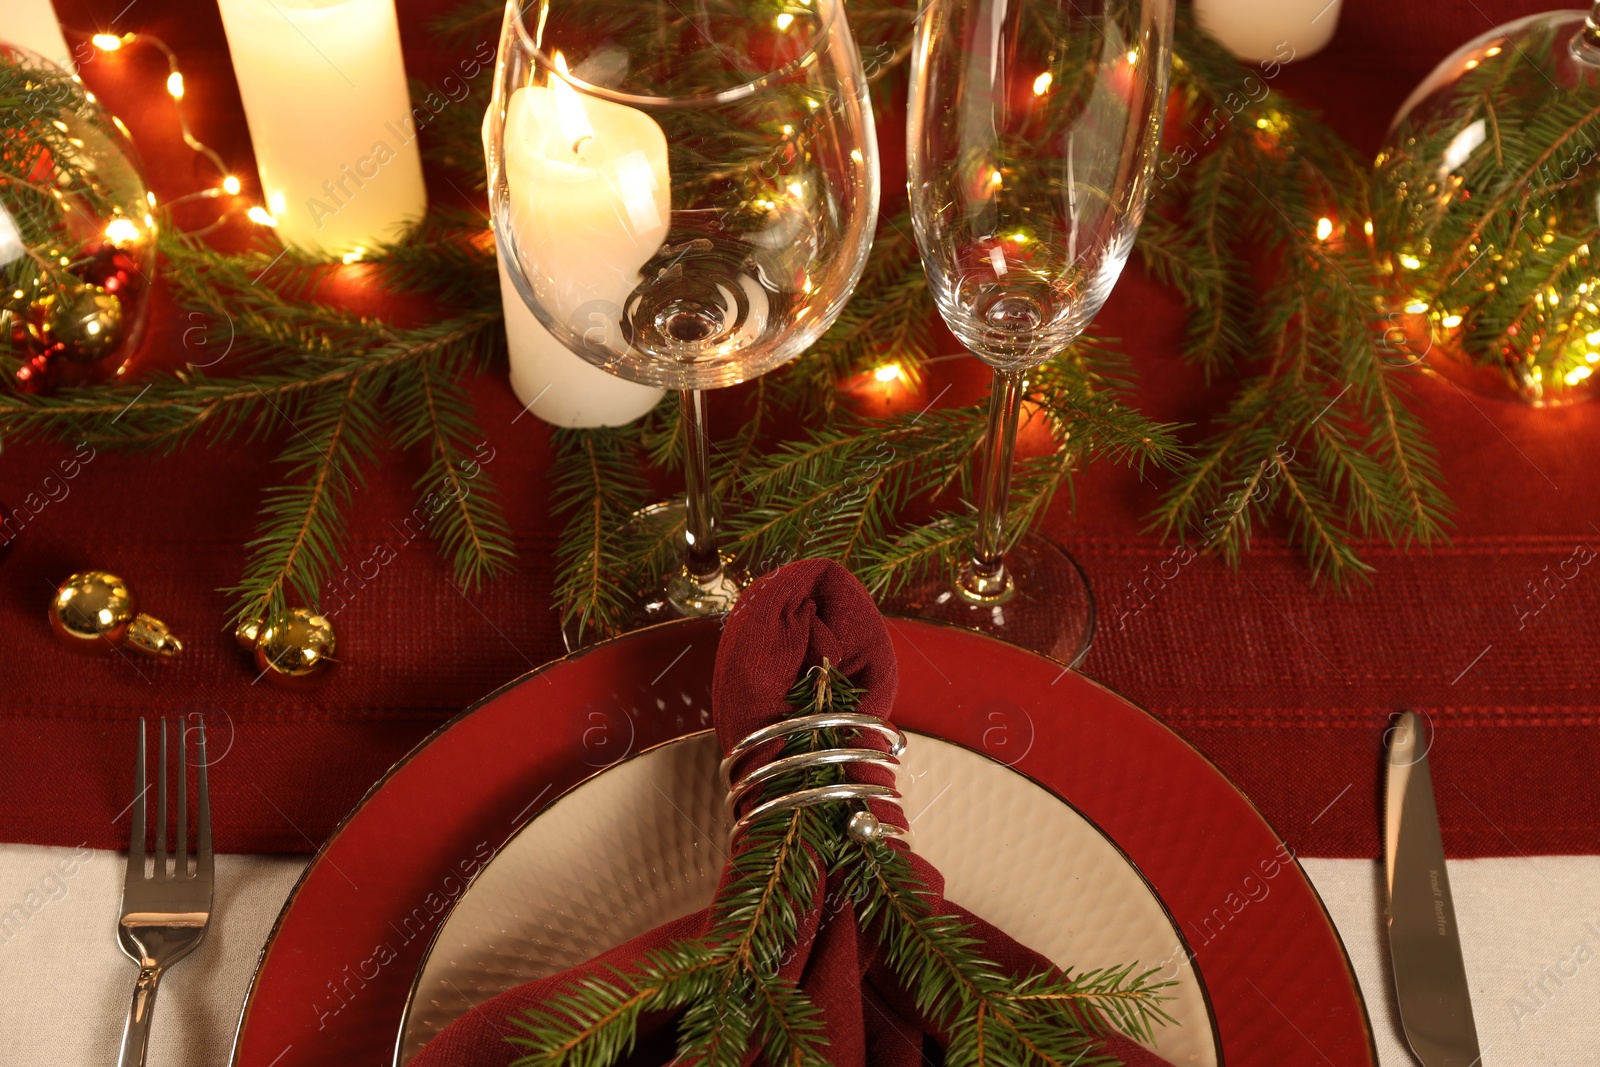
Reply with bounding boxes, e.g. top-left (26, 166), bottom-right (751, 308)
top-left (118, 717), bottom-right (214, 1067)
